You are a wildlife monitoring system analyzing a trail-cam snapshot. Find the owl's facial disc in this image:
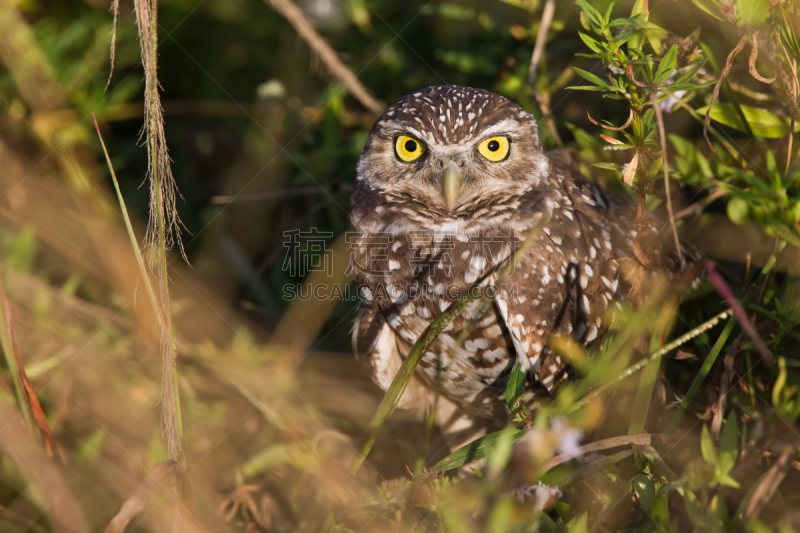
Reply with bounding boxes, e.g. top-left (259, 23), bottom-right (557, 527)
top-left (354, 86), bottom-right (553, 220)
